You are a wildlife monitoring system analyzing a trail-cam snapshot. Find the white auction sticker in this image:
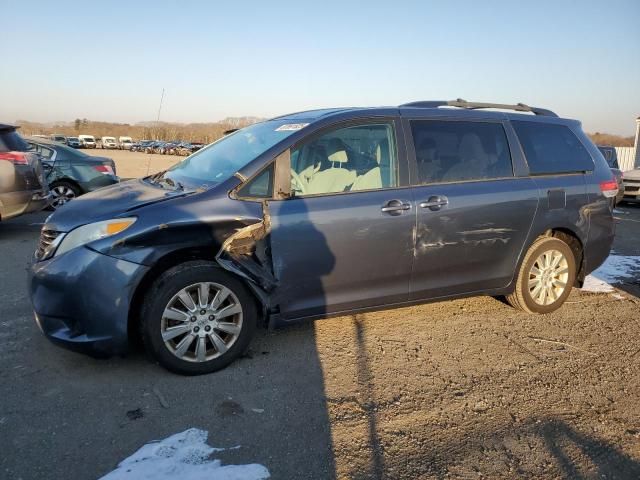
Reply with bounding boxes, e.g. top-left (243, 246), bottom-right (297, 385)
top-left (275, 123), bottom-right (309, 131)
